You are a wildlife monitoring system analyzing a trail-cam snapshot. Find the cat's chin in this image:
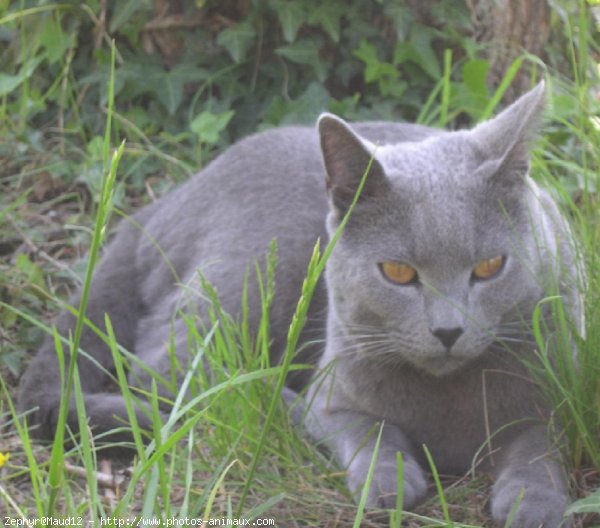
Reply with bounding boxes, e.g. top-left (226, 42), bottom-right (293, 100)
top-left (416, 356), bottom-right (472, 377)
